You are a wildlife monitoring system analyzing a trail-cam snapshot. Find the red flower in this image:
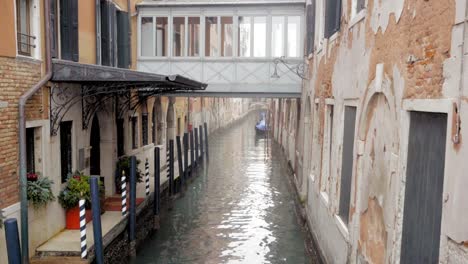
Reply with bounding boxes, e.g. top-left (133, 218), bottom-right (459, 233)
top-left (27, 173), bottom-right (38, 181)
